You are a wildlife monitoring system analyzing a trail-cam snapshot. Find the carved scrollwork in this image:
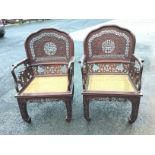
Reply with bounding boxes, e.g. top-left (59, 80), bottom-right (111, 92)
top-left (18, 67), bottom-right (33, 87)
top-left (88, 30), bottom-right (130, 58)
top-left (43, 42), bottom-right (57, 55)
top-left (27, 98), bottom-right (61, 103)
top-left (88, 63), bottom-right (130, 73)
top-left (32, 64), bottom-right (68, 75)
top-left (102, 39), bottom-right (115, 53)
top-left (129, 59), bottom-right (142, 90)
top-left (14, 63), bottom-right (33, 91)
top-left (90, 97), bottom-right (127, 102)
top-left (29, 32), bottom-right (70, 60)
